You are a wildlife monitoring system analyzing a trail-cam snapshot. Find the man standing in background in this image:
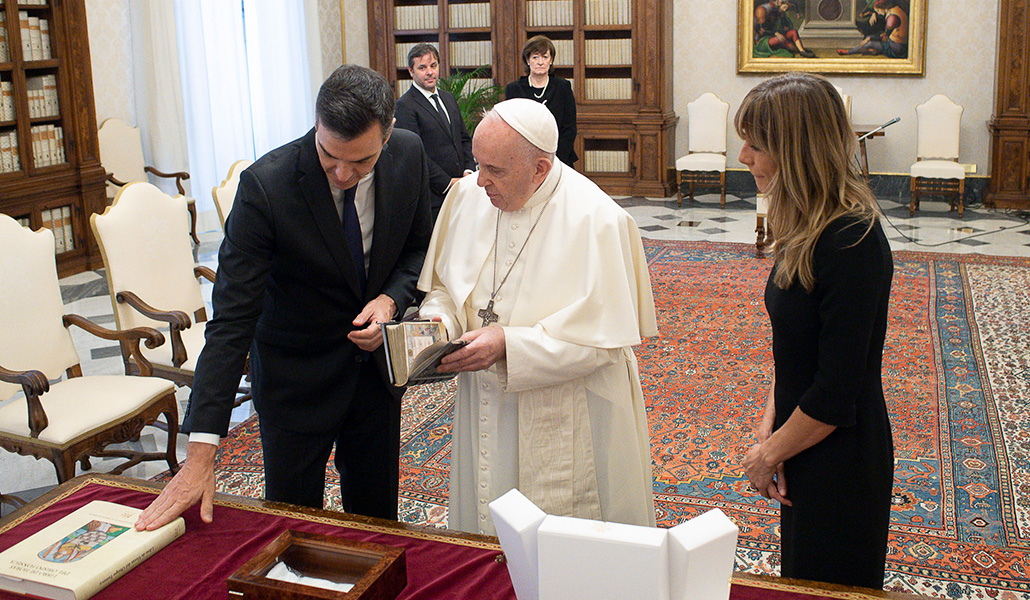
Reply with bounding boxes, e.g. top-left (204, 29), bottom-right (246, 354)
top-left (394, 43), bottom-right (476, 221)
